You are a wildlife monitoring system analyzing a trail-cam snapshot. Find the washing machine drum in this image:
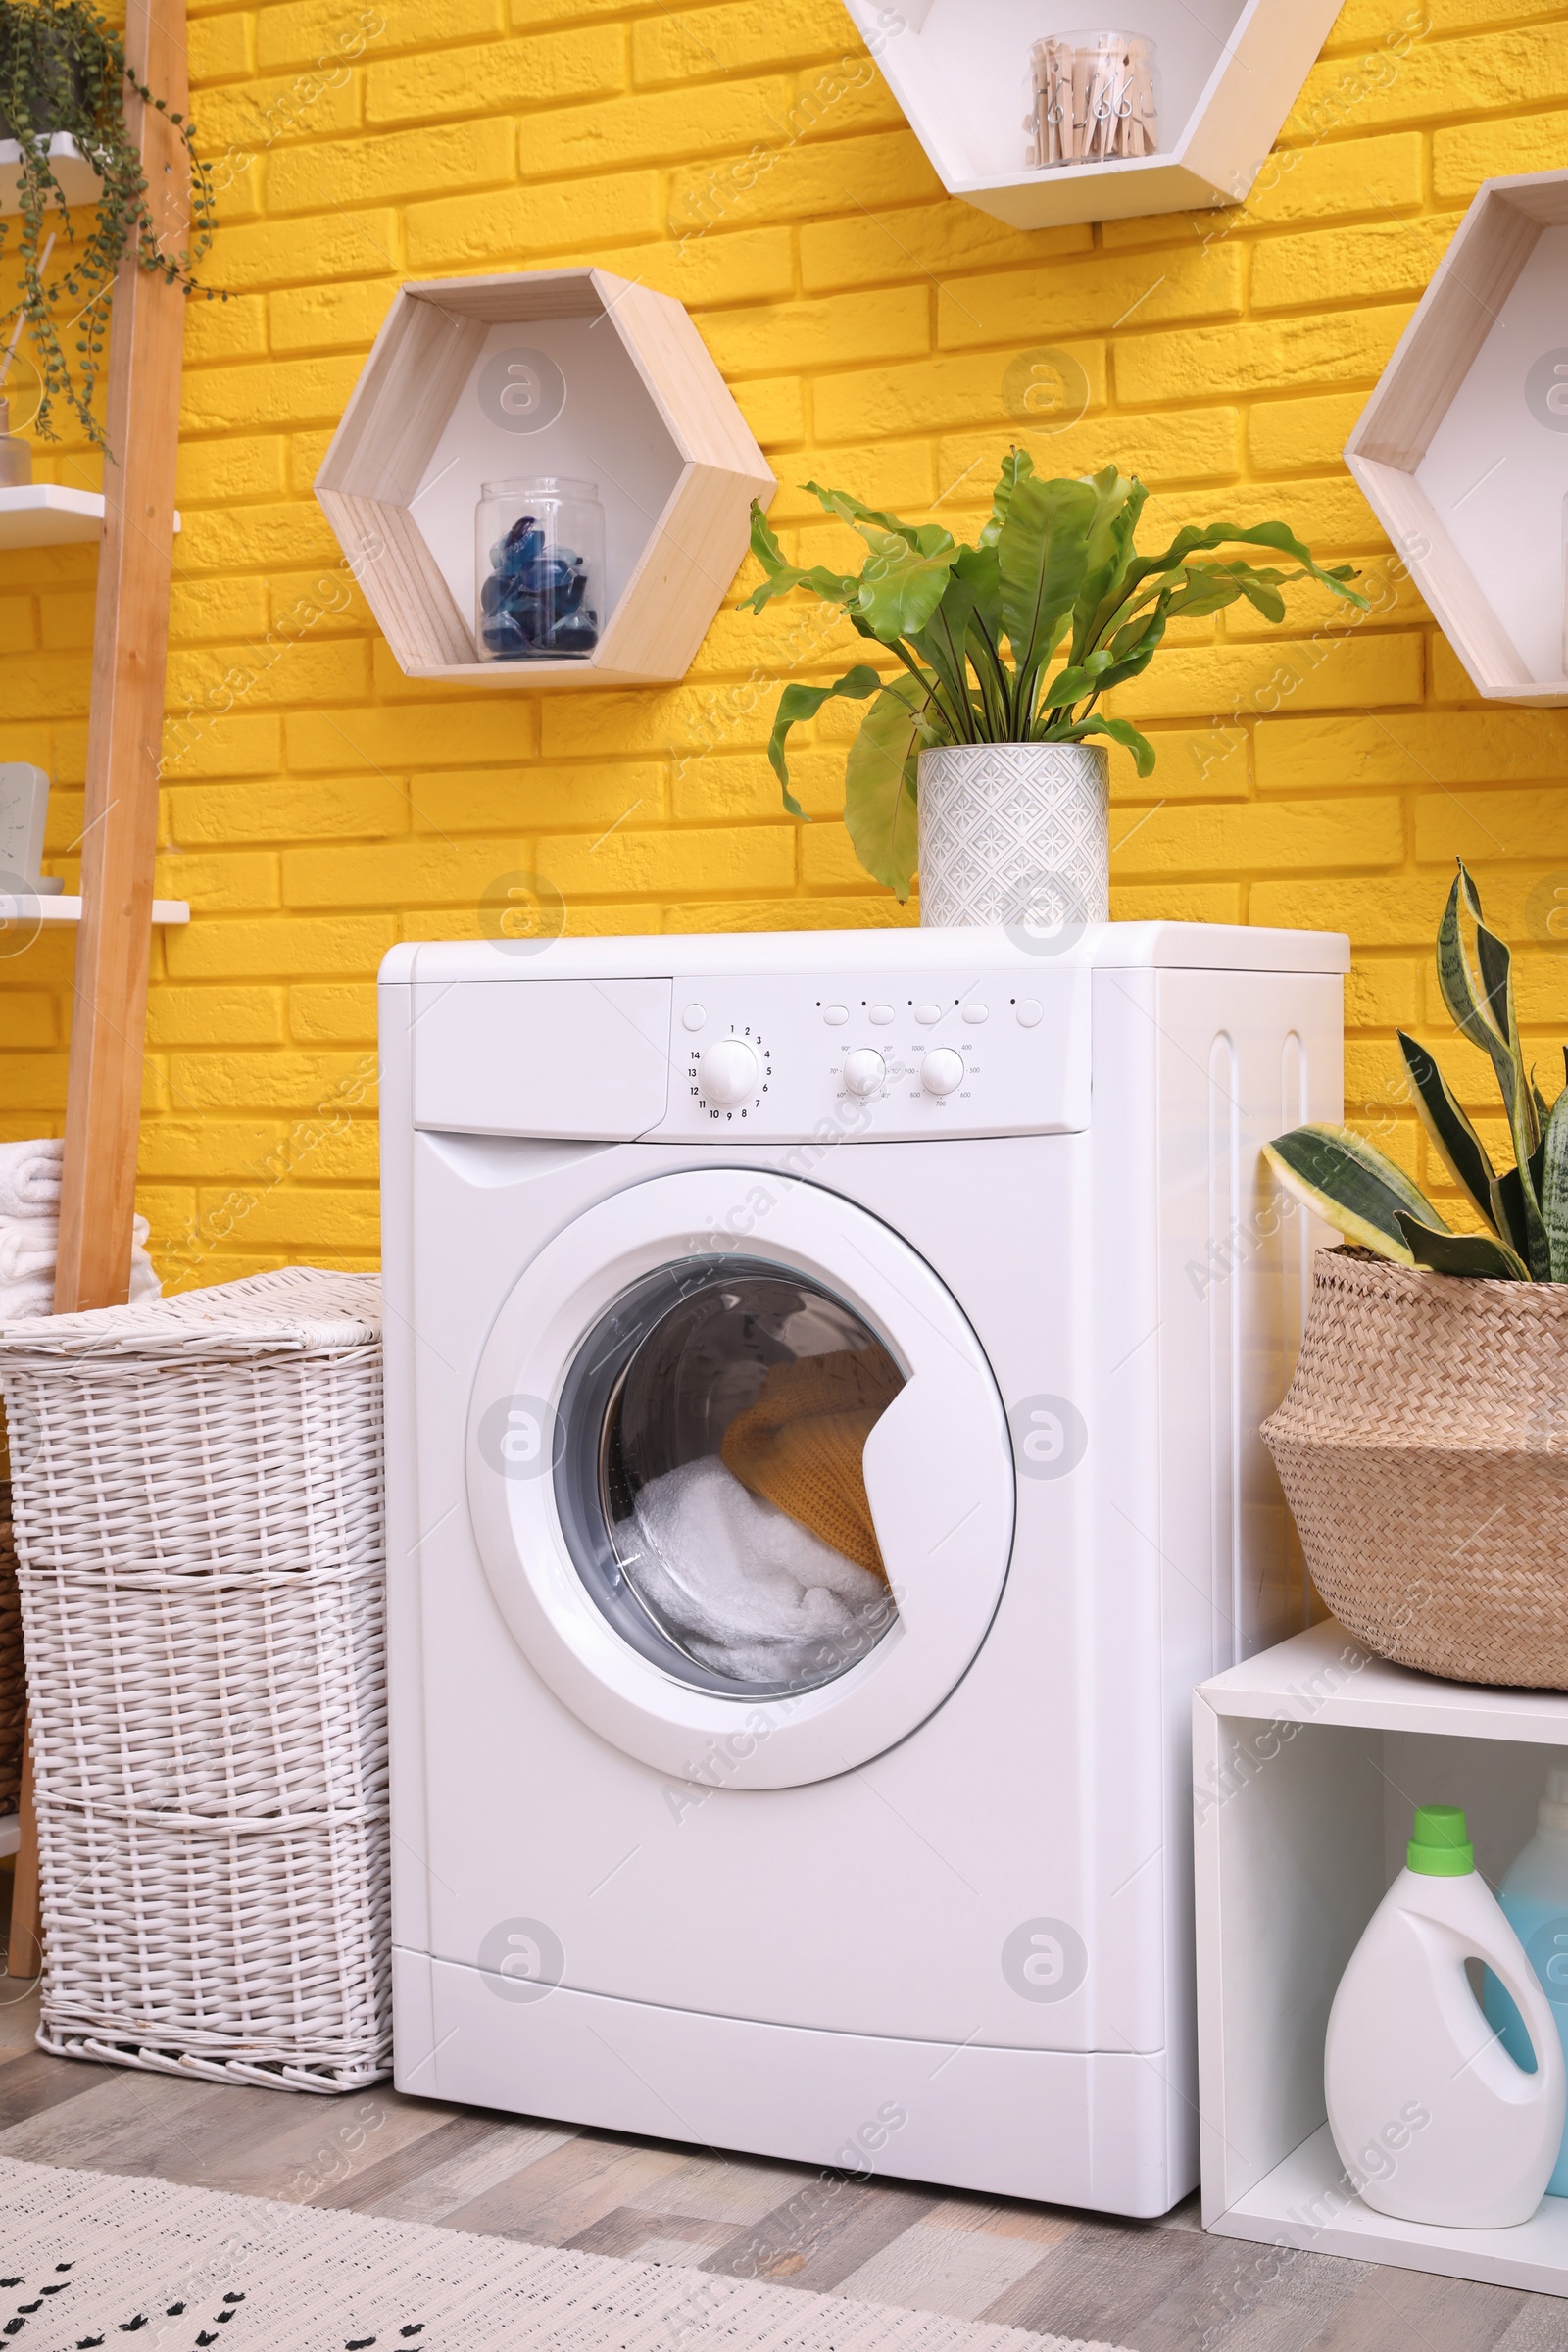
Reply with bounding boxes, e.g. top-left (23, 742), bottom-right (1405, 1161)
top-left (466, 1170), bottom-right (1015, 1788)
